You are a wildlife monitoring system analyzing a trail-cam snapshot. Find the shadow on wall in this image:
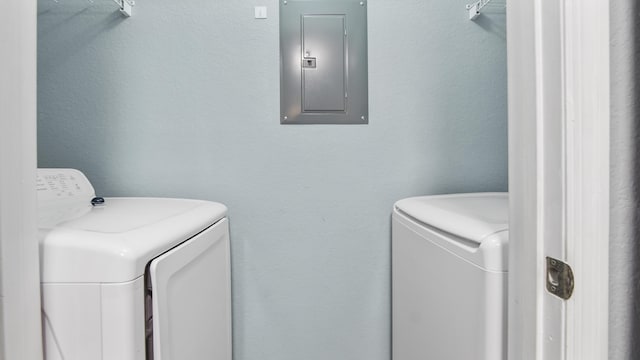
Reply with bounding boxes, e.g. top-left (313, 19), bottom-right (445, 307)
top-left (630, 0), bottom-right (640, 356)
top-left (38, 5), bottom-right (125, 66)
top-left (472, 10), bottom-right (506, 41)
